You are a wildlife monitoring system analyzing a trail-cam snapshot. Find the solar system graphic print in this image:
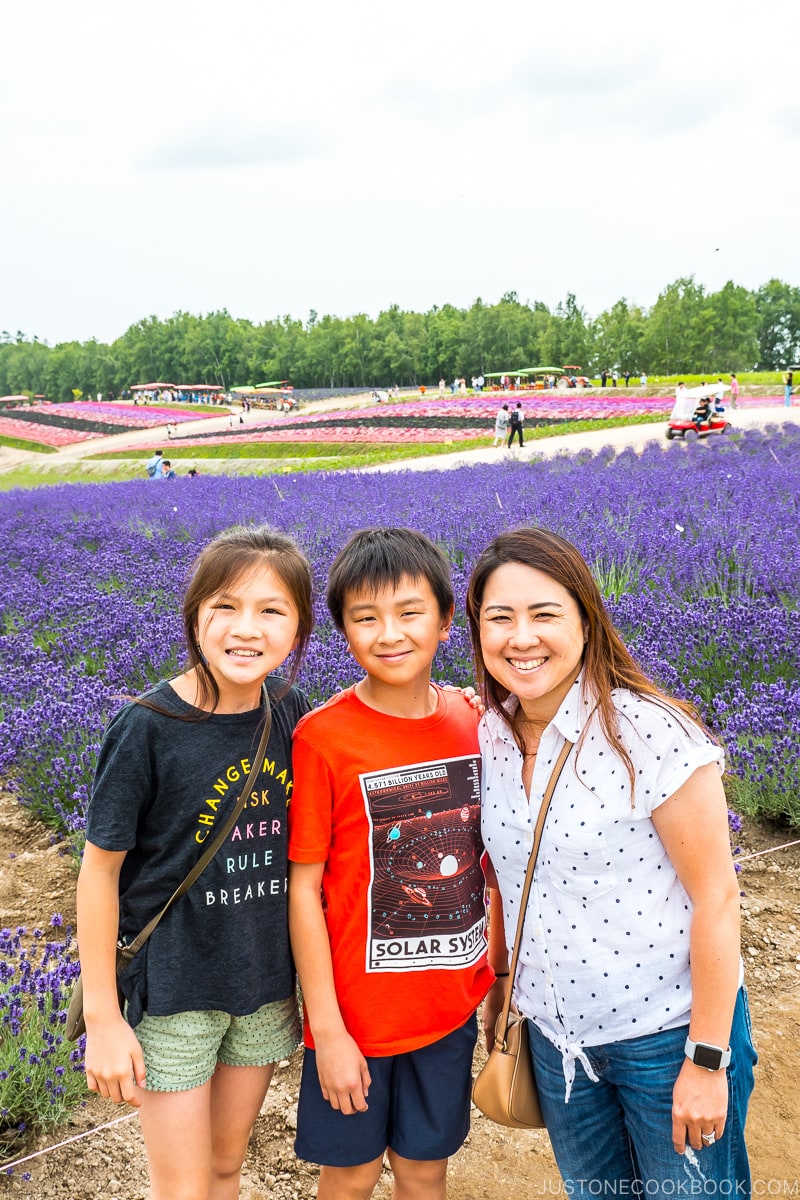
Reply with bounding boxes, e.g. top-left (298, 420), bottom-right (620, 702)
top-left (361, 753), bottom-right (486, 971)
